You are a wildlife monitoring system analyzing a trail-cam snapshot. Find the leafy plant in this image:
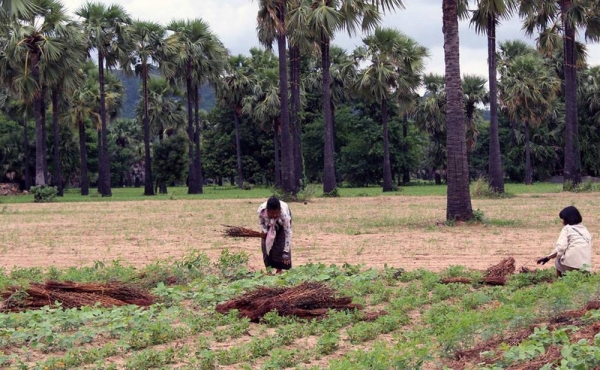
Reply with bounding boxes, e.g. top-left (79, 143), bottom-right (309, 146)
top-left (30, 186), bottom-right (58, 203)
